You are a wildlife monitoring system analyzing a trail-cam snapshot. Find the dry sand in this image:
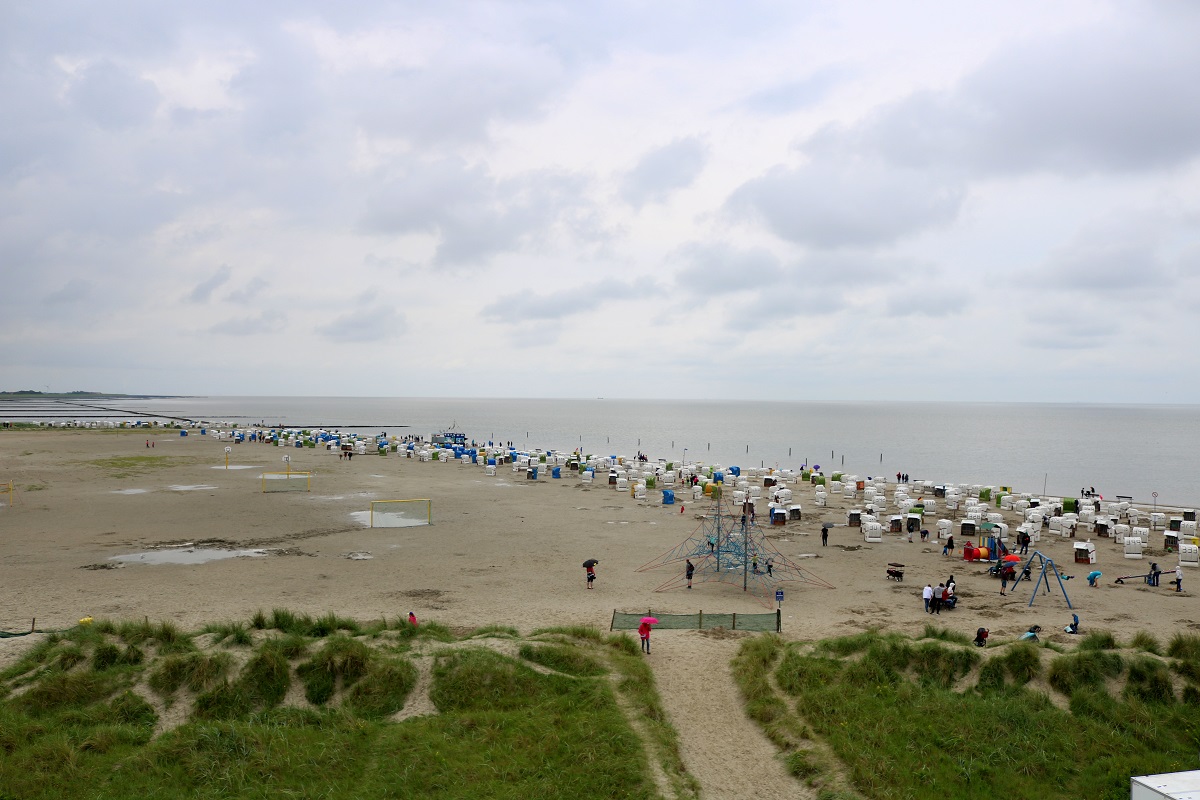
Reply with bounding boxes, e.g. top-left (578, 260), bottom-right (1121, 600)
top-left (1, 430), bottom-right (1195, 799)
